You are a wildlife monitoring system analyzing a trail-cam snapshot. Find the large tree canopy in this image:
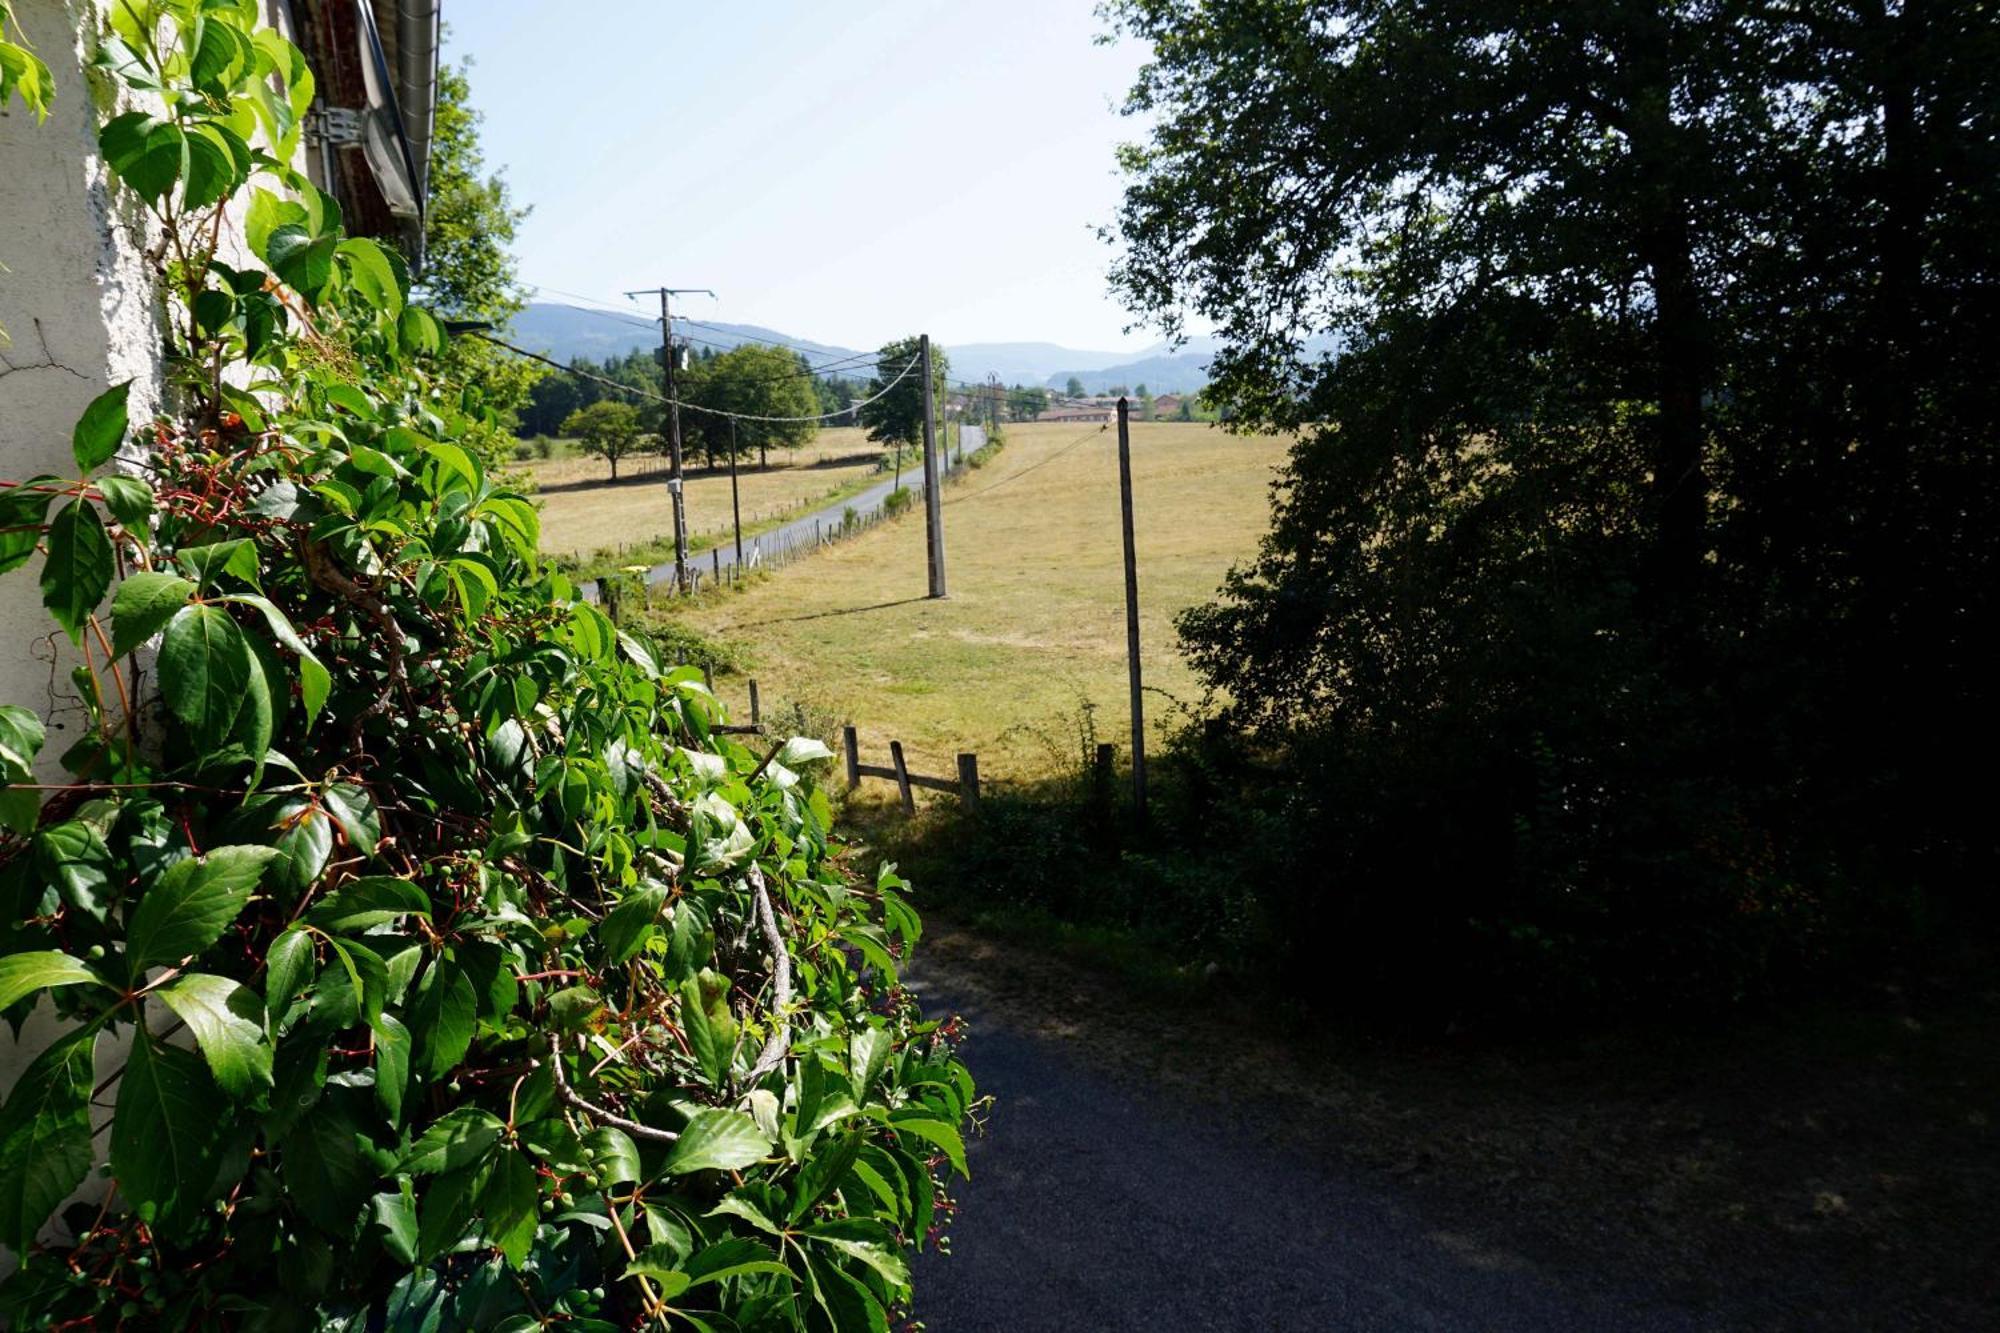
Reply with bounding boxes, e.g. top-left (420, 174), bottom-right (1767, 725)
top-left (858, 337), bottom-right (949, 448)
top-left (681, 343), bottom-right (822, 467)
top-left (1105, 0), bottom-right (1999, 1015)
